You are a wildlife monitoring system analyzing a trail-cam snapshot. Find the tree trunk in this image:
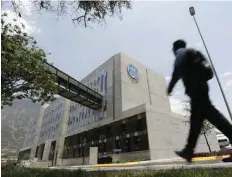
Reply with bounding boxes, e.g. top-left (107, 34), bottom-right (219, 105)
top-left (203, 132), bottom-right (212, 153)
